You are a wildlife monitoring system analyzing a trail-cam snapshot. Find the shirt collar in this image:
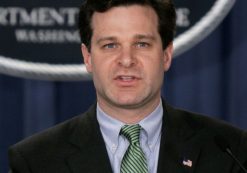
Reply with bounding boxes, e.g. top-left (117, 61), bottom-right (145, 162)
top-left (139, 100), bottom-right (163, 151)
top-left (97, 104), bottom-right (124, 152)
top-left (97, 100), bottom-right (163, 152)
